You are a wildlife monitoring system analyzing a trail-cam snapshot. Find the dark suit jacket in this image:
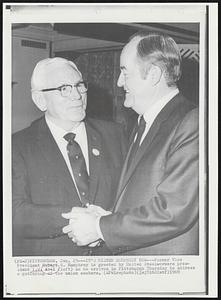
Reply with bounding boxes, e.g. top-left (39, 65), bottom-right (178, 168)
top-left (100, 93), bottom-right (199, 255)
top-left (12, 117), bottom-right (127, 256)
